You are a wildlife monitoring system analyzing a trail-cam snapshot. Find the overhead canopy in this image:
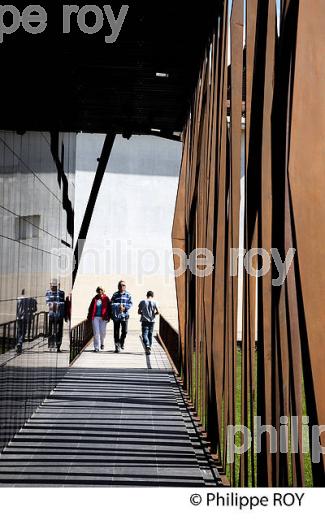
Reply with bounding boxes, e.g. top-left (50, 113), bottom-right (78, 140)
top-left (0, 1), bottom-right (221, 139)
